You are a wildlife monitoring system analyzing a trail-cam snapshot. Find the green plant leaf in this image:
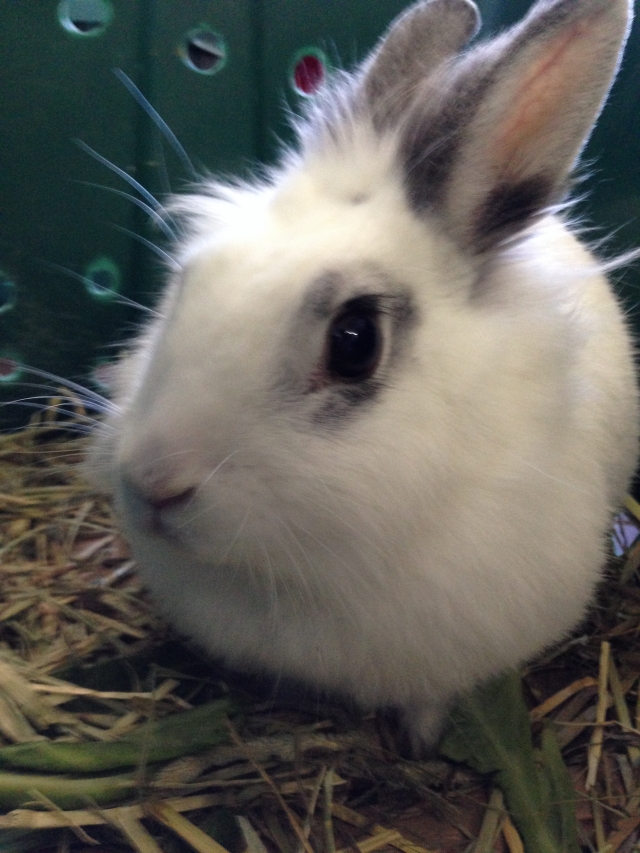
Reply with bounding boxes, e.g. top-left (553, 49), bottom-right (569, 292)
top-left (0, 697), bottom-right (236, 774)
top-left (0, 768), bottom-right (135, 810)
top-left (439, 671), bottom-right (579, 853)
